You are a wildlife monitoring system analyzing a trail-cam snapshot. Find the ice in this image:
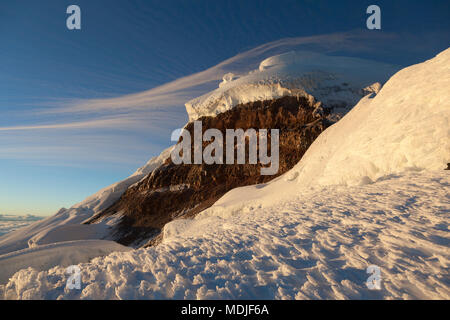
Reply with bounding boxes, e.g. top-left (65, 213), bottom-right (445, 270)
top-left (185, 51), bottom-right (397, 121)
